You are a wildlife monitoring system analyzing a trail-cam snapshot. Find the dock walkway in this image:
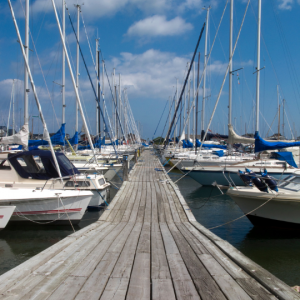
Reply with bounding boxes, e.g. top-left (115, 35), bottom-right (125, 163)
top-left (0, 149), bottom-right (299, 299)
